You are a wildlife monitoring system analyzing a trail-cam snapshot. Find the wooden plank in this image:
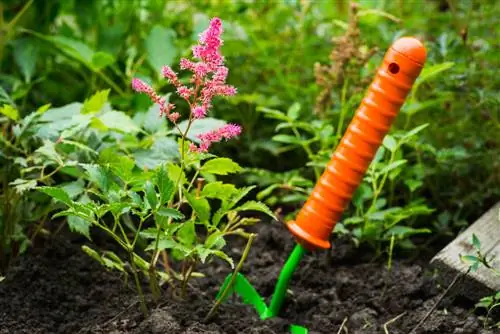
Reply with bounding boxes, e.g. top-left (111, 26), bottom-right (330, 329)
top-left (431, 202), bottom-right (500, 300)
